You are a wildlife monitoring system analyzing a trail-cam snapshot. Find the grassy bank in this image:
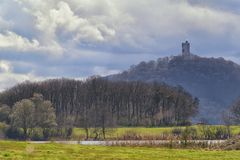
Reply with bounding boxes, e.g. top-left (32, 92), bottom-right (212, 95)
top-left (72, 126), bottom-right (240, 140)
top-left (0, 141), bottom-right (239, 160)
